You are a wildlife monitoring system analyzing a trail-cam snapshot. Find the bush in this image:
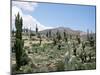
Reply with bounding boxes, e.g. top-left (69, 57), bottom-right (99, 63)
top-left (20, 53), bottom-right (30, 66)
top-left (57, 44), bottom-right (61, 50)
top-left (76, 62), bottom-right (96, 70)
top-left (12, 64), bottom-right (17, 75)
top-left (20, 65), bottom-right (33, 73)
top-left (55, 60), bottom-right (65, 71)
top-left (30, 33), bottom-right (36, 36)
